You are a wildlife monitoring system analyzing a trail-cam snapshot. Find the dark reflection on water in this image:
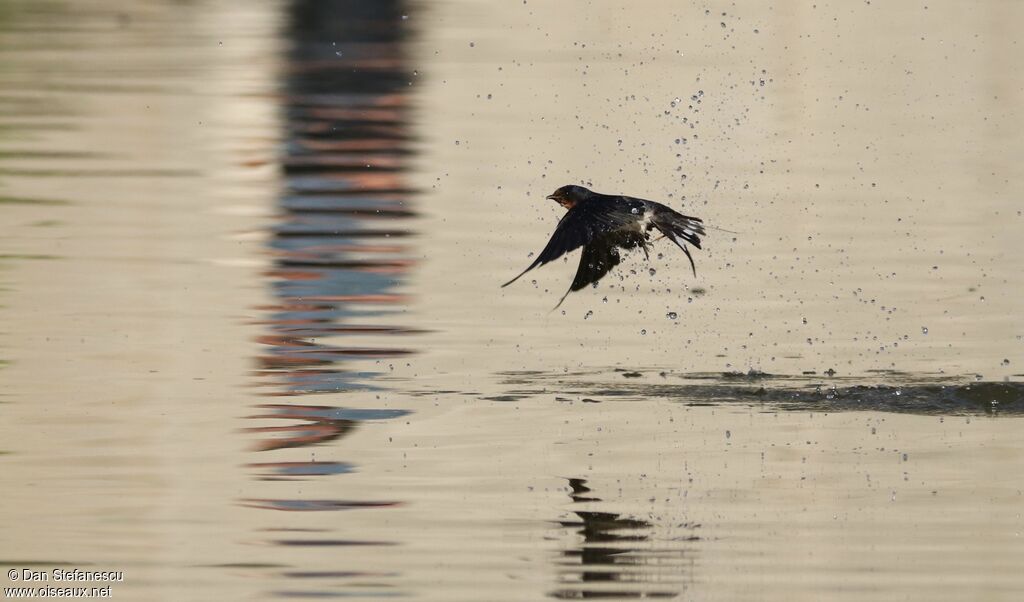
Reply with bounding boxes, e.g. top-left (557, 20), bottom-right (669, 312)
top-left (551, 479), bottom-right (697, 600)
top-left (241, 499), bottom-right (400, 512)
top-left (256, 0), bottom-right (419, 397)
top-left (499, 371), bottom-right (1024, 416)
top-left (247, 460), bottom-right (356, 480)
top-left (246, 402), bottom-right (407, 453)
top-left (246, 403), bottom-right (361, 452)
top-left (248, 0), bottom-right (417, 597)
